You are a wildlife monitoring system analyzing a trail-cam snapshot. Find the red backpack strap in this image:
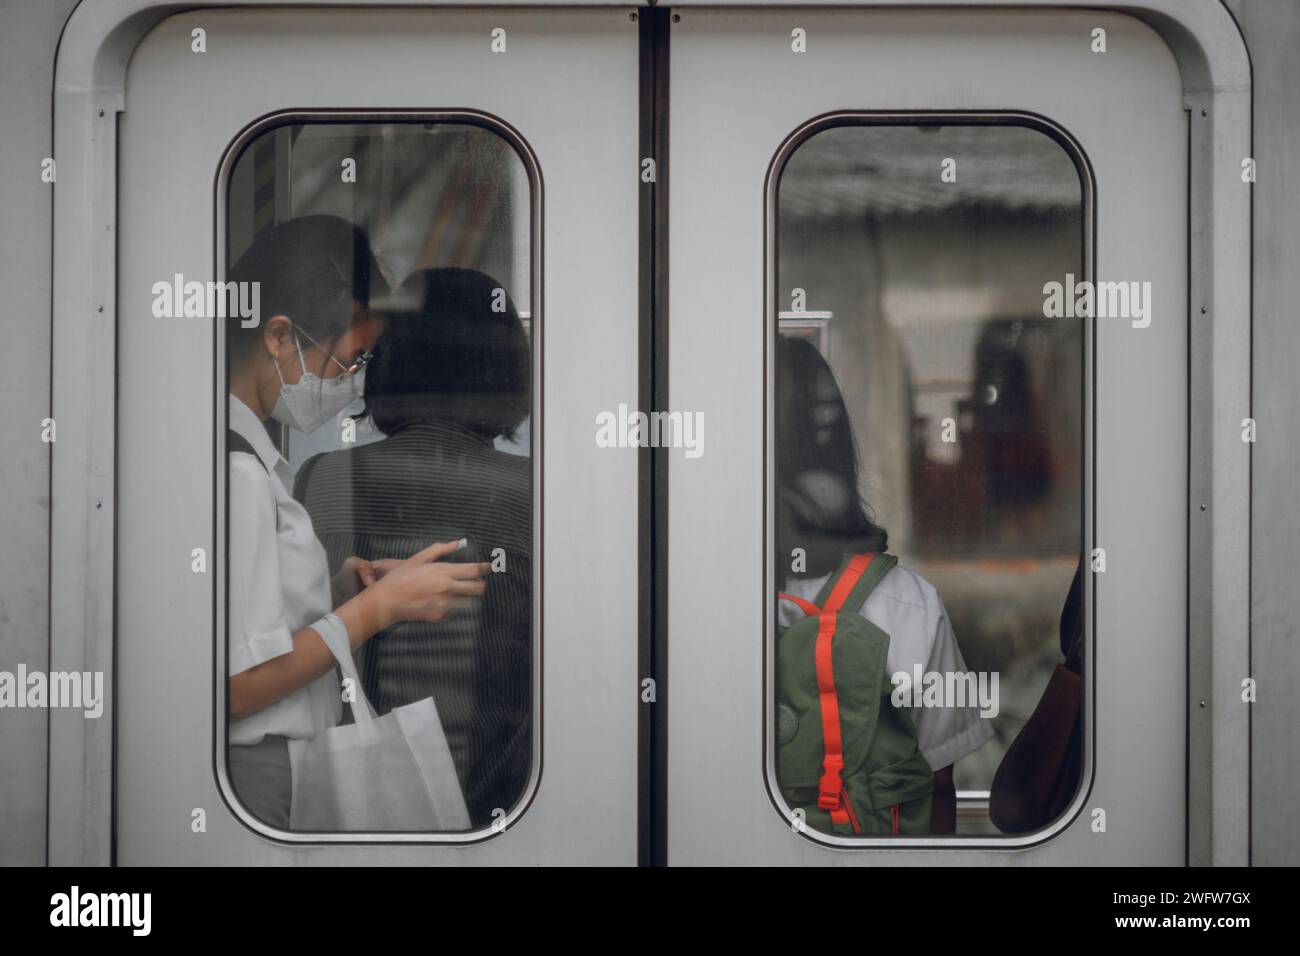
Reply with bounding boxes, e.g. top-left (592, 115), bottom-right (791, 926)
top-left (777, 593), bottom-right (821, 617)
top-left (821, 553), bottom-right (874, 615)
top-left (812, 553), bottom-right (875, 829)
